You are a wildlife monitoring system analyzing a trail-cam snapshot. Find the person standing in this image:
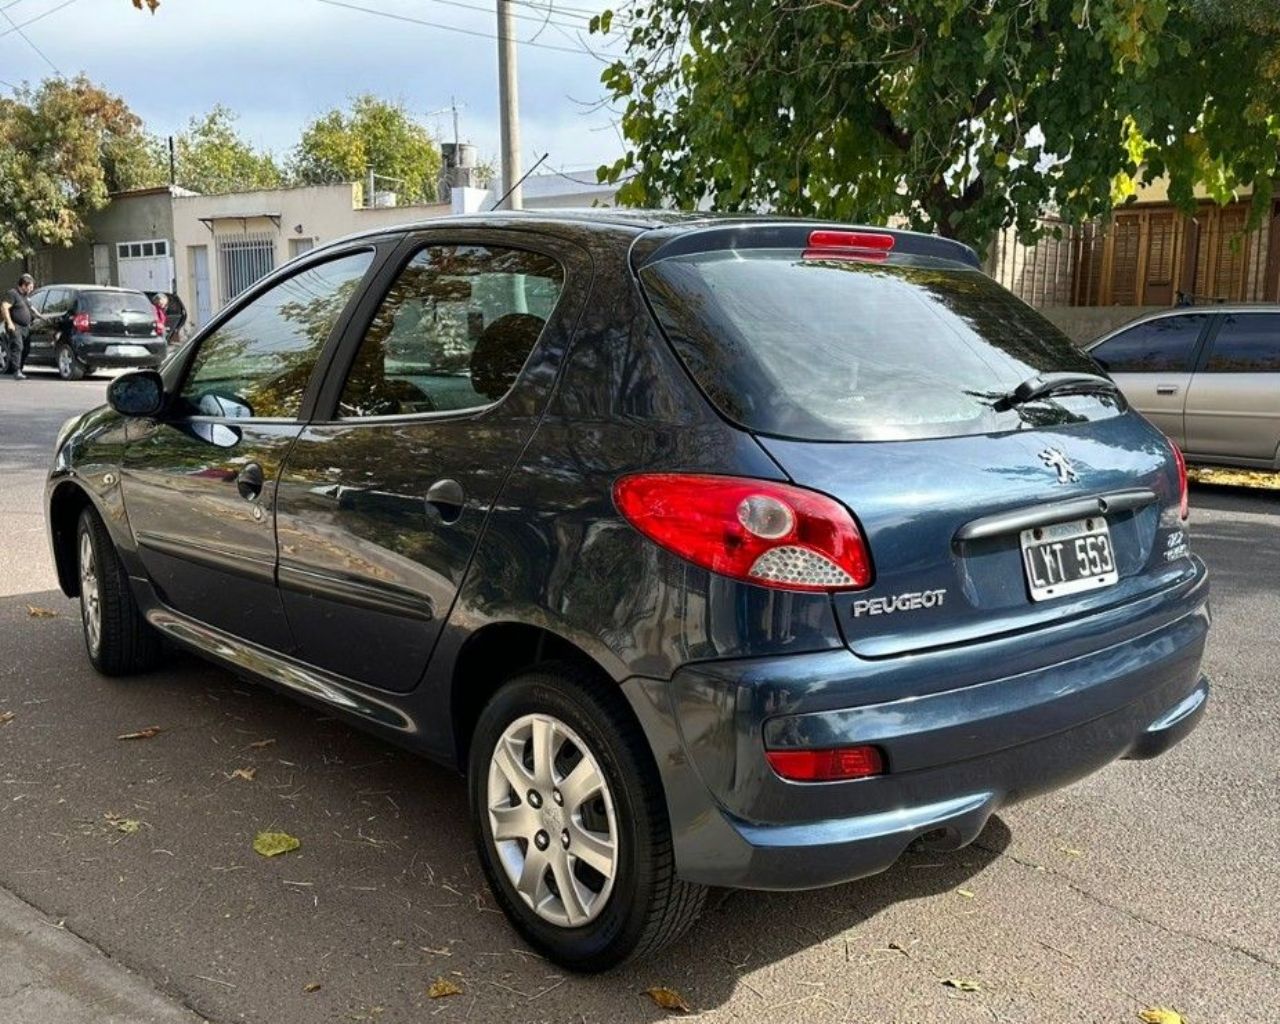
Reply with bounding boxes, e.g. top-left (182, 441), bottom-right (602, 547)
top-left (152, 292), bottom-right (169, 341)
top-left (2, 273), bottom-right (39, 380)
